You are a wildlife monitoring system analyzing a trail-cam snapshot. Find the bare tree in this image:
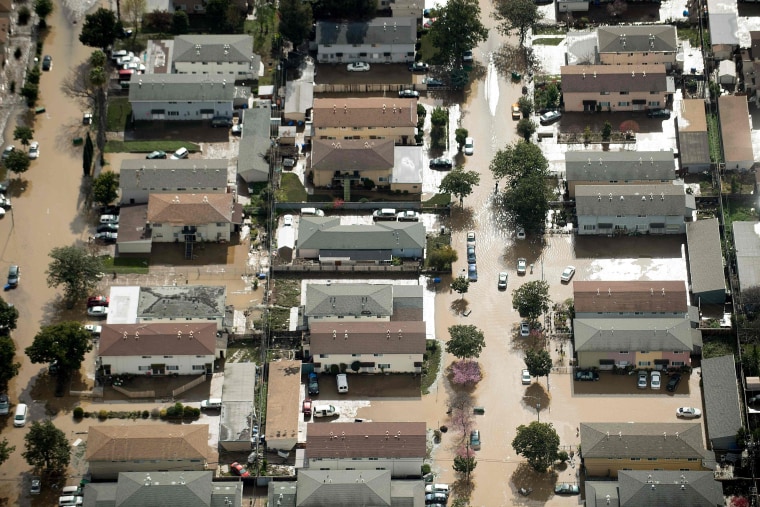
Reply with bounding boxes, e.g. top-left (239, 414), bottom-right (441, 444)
top-left (493, 43), bottom-right (541, 77)
top-left (60, 62), bottom-right (98, 108)
top-left (122, 0), bottom-right (146, 33)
